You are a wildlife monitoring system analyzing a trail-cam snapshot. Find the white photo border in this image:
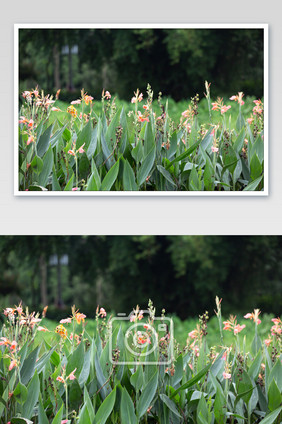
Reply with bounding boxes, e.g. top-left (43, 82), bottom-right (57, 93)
top-left (14, 23), bottom-right (269, 196)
